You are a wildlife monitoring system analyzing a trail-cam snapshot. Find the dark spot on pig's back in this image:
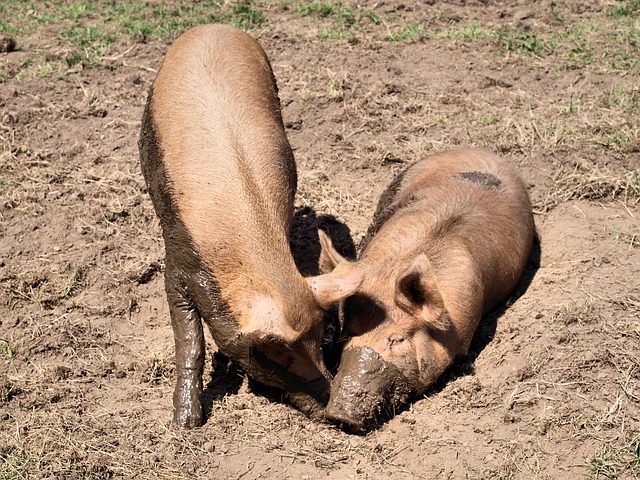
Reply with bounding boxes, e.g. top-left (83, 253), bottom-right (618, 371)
top-left (455, 171), bottom-right (503, 190)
